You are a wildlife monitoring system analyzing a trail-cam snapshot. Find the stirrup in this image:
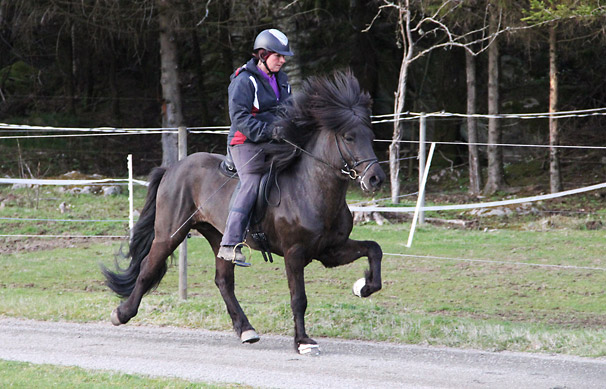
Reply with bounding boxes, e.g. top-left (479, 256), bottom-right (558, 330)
top-left (232, 242), bottom-right (252, 267)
